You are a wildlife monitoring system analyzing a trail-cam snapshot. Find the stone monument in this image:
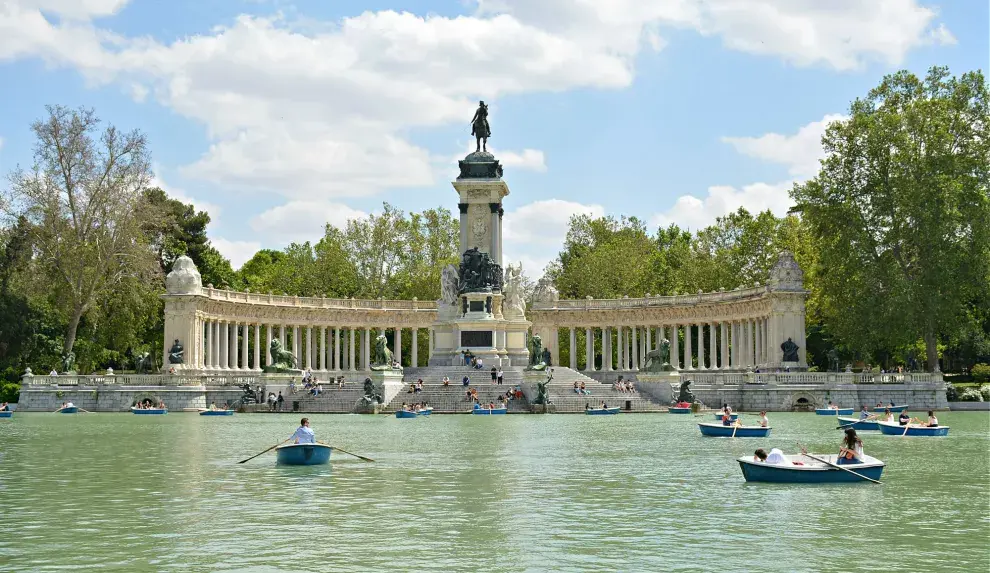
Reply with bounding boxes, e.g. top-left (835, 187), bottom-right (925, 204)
top-left (162, 255), bottom-right (203, 369)
top-left (429, 106), bottom-right (530, 366)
